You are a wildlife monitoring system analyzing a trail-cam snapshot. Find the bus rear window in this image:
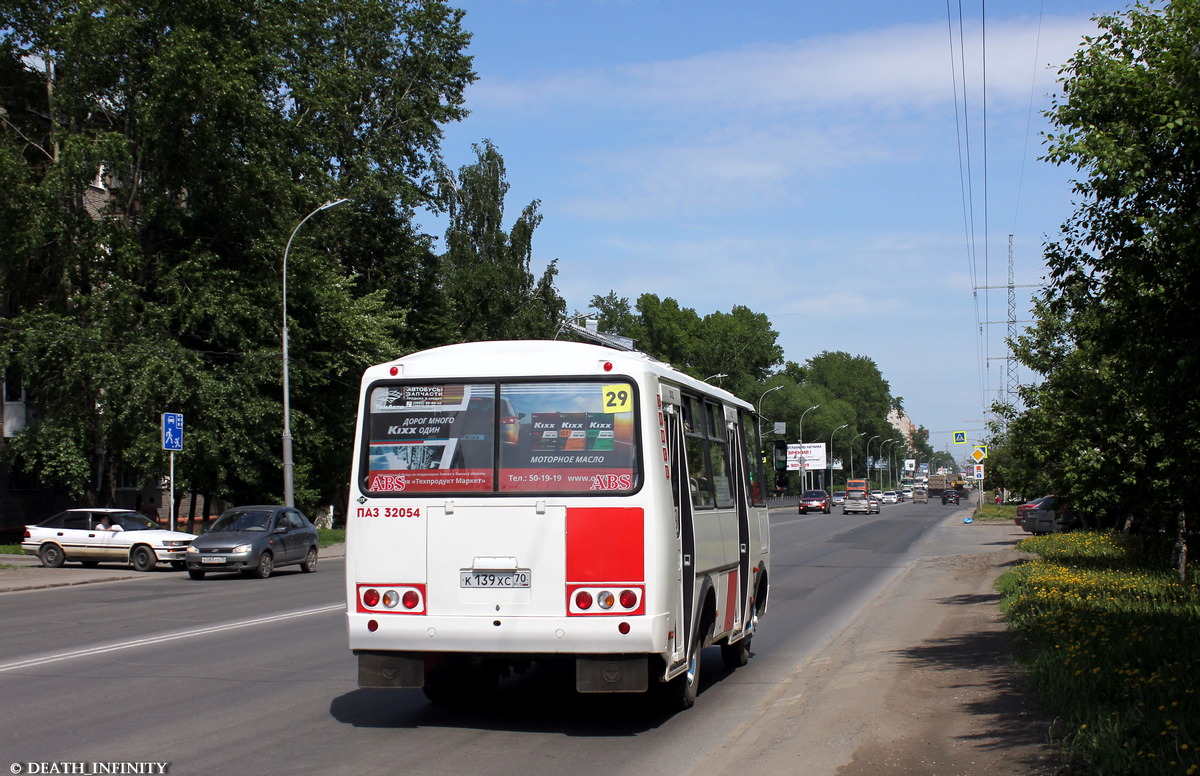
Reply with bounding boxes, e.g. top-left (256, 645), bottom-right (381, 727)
top-left (498, 382), bottom-right (638, 493)
top-left (362, 381), bottom-right (639, 495)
